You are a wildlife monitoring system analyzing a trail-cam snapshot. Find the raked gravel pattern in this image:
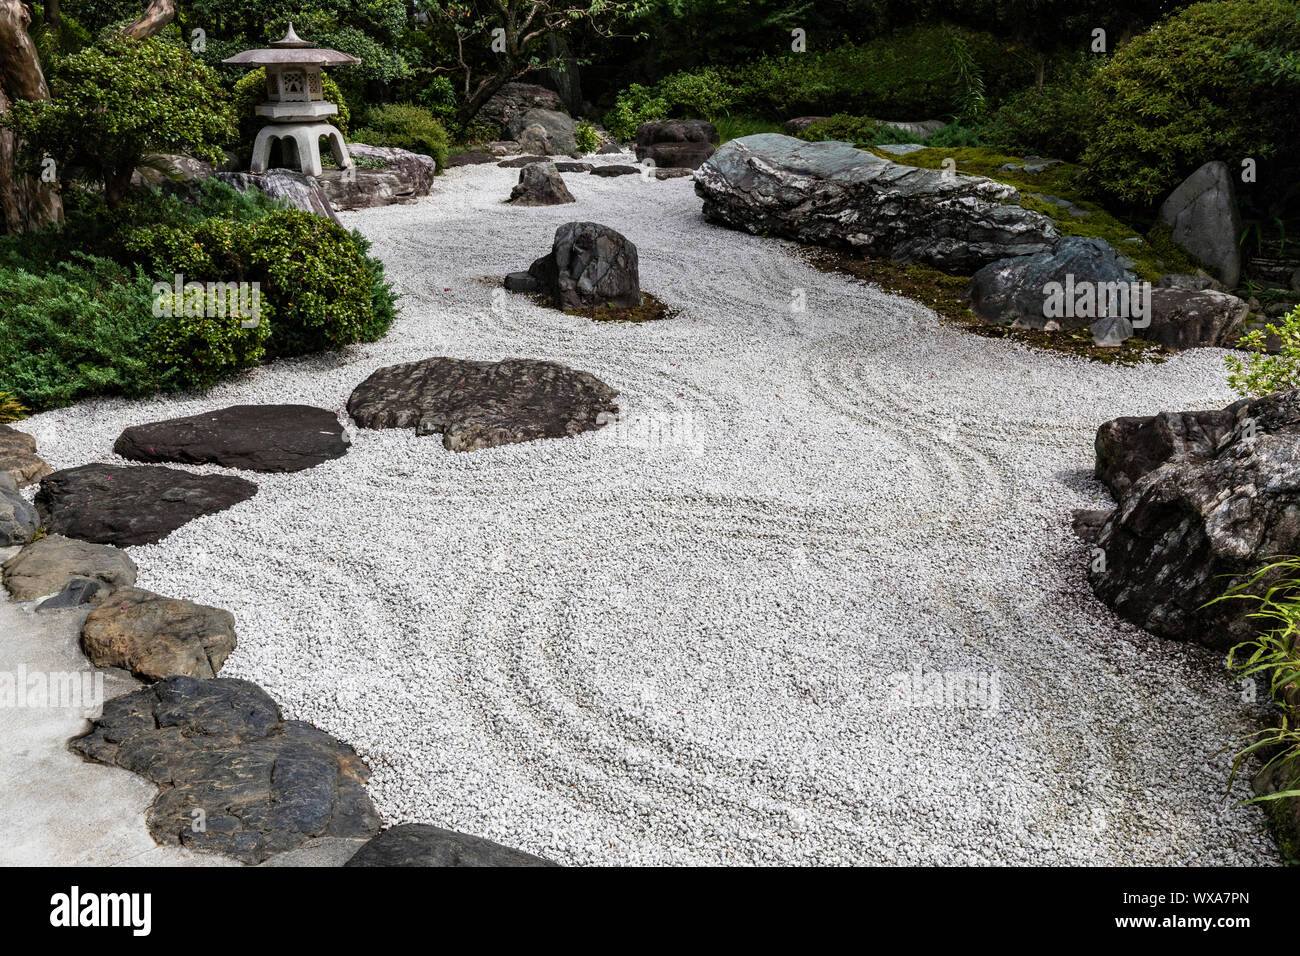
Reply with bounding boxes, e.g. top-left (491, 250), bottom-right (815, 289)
top-left (21, 155), bottom-right (1279, 865)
